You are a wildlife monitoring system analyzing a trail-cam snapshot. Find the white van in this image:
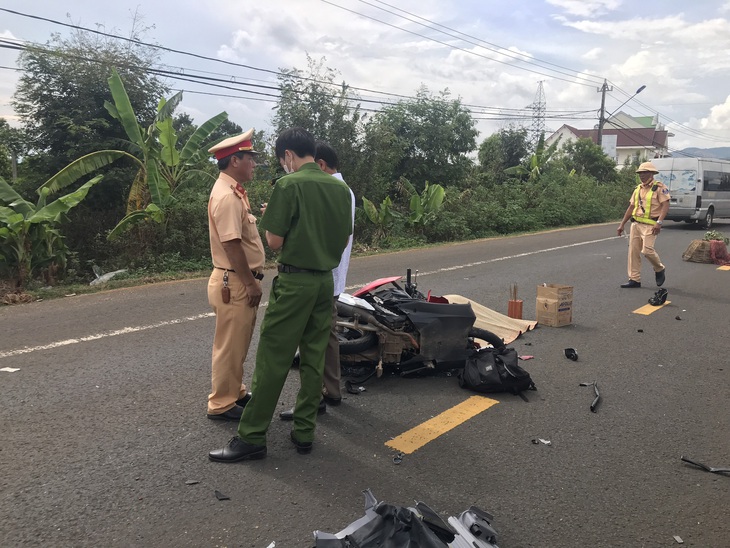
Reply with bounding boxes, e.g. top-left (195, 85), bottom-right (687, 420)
top-left (651, 157), bottom-right (730, 229)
